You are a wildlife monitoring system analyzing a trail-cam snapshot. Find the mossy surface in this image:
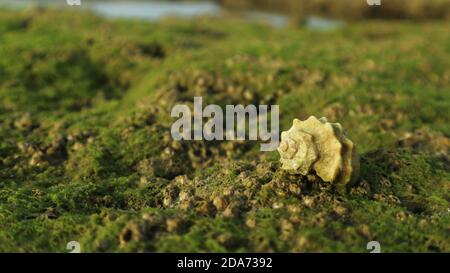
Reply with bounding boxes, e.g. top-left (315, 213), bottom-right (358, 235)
top-left (0, 8), bottom-right (449, 252)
